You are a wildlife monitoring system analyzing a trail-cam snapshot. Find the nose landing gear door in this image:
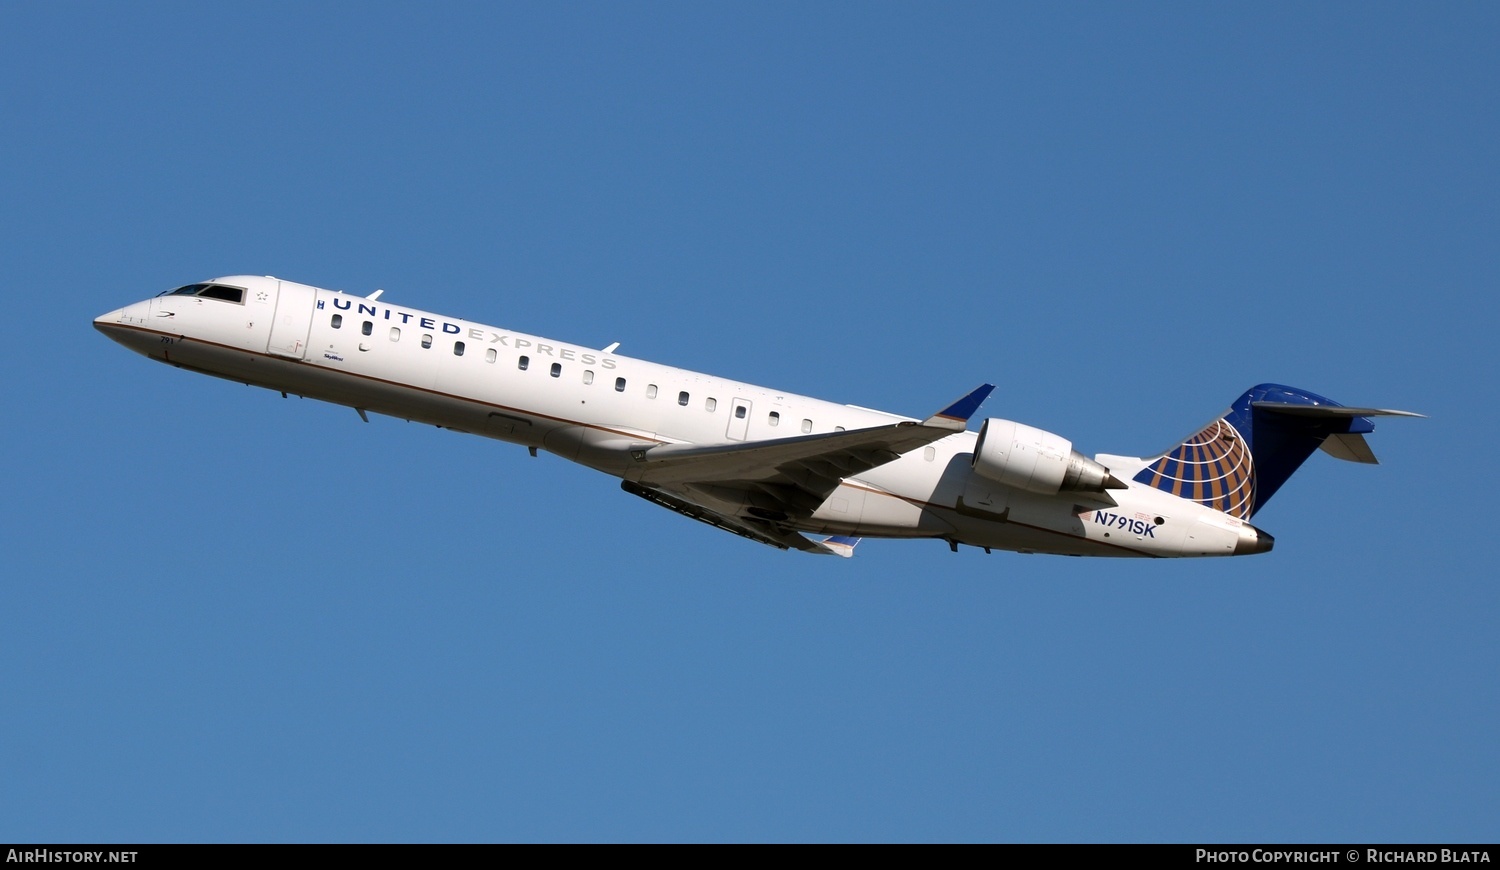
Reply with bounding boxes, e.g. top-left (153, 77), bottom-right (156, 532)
top-left (266, 280), bottom-right (317, 360)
